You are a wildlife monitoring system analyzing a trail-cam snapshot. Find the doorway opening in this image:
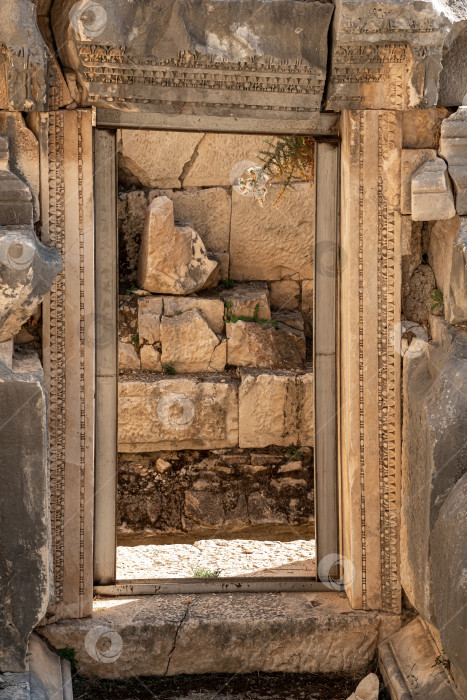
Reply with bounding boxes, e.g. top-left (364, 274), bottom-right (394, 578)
top-left (93, 117), bottom-right (339, 594)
